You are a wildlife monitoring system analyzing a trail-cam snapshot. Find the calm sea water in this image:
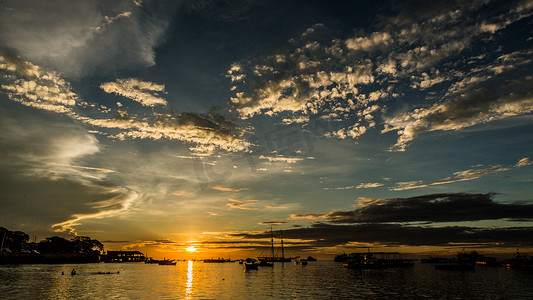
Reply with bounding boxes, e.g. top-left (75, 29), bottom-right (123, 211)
top-left (1, 261), bottom-right (533, 299)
